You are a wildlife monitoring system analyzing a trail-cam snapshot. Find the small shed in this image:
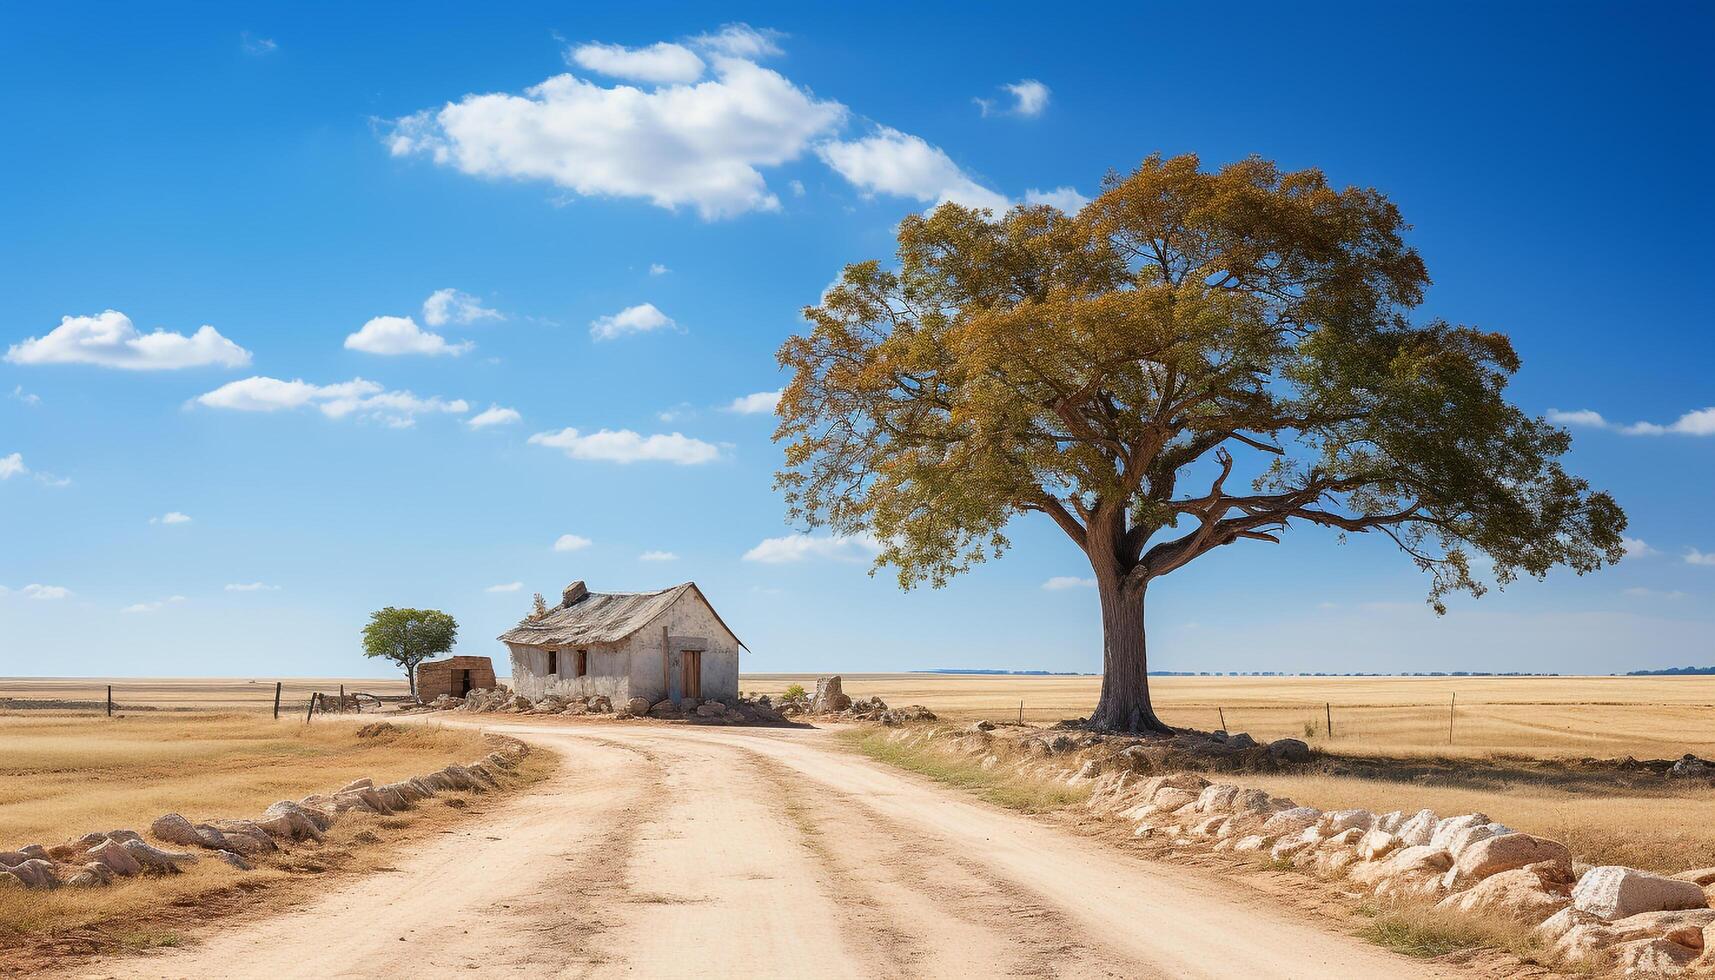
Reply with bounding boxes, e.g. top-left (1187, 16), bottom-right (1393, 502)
top-left (498, 580), bottom-right (745, 705)
top-left (416, 655), bottom-right (497, 700)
